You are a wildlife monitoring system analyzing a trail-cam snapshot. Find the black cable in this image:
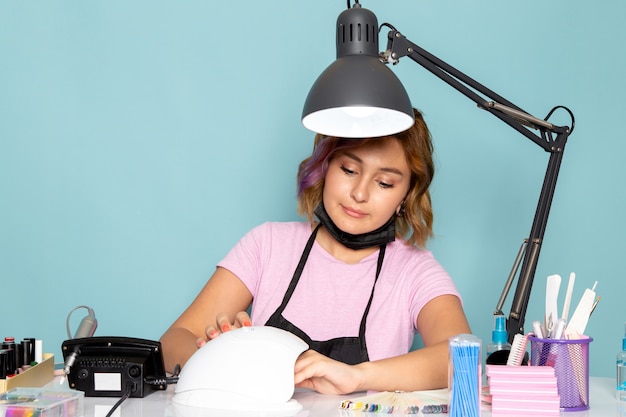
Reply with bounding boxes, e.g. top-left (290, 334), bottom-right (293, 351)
top-left (380, 22), bottom-right (397, 32)
top-left (144, 375), bottom-right (179, 386)
top-left (144, 363), bottom-right (181, 387)
top-left (105, 384), bottom-right (133, 417)
top-left (545, 105), bottom-right (575, 134)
